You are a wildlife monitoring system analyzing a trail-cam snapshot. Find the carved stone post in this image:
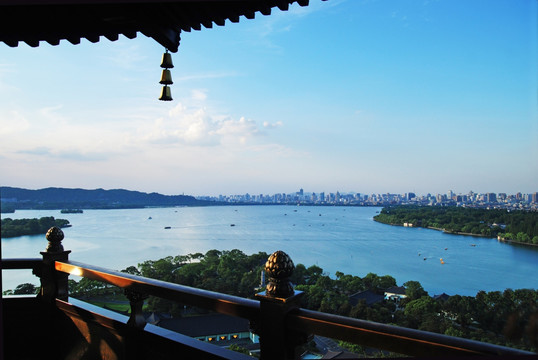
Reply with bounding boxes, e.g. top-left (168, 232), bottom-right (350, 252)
top-left (38, 226), bottom-right (71, 303)
top-left (124, 288), bottom-right (148, 329)
top-left (255, 251), bottom-right (306, 360)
